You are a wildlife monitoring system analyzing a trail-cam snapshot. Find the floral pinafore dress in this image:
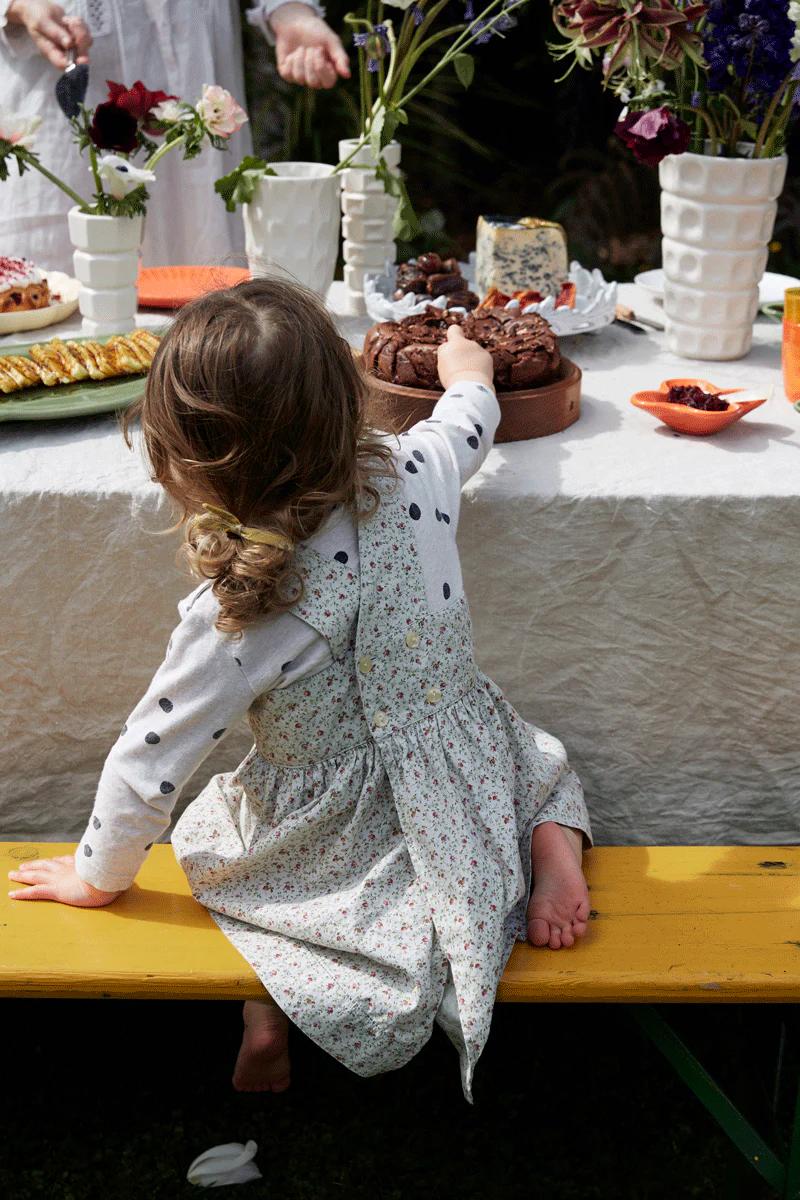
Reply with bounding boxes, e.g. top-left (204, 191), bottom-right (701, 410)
top-left (172, 482), bottom-right (589, 1099)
